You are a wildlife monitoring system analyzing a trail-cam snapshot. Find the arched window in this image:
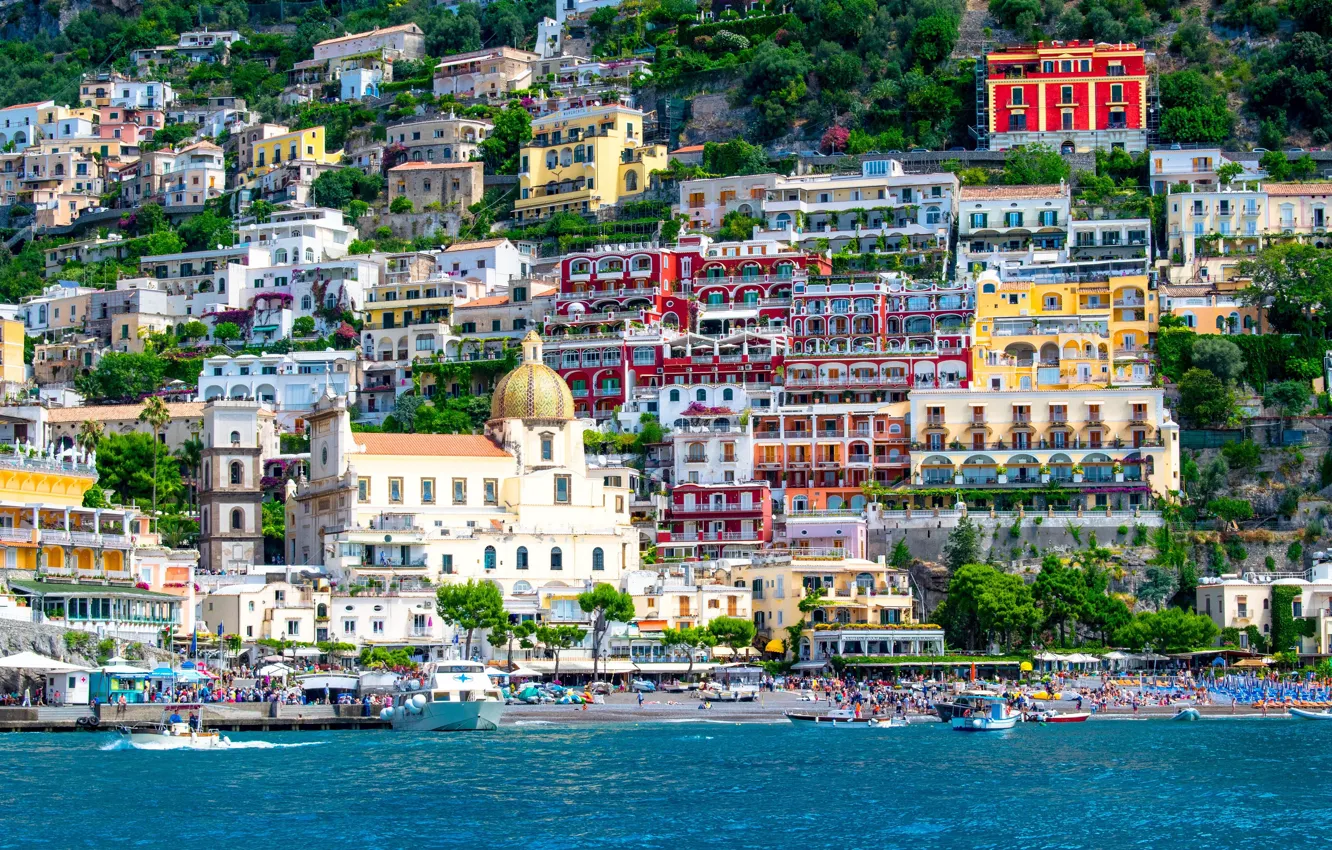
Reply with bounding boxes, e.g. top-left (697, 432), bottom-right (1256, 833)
top-left (305, 248), bottom-right (315, 263)
top-left (230, 461), bottom-right (243, 485)
top-left (696, 389), bottom-right (707, 402)
top-left (551, 547), bottom-right (563, 570)
top-left (274, 249), bottom-right (288, 264)
top-left (229, 431), bottom-right (240, 444)
top-left (546, 151), bottom-right (557, 169)
top-left (669, 389), bottom-right (680, 402)
top-left (516, 546), bottom-right (528, 570)
top-left (625, 170), bottom-right (638, 192)
top-left (722, 388), bottom-right (734, 401)
top-left (301, 294), bottom-right (312, 311)
top-left (230, 508), bottom-right (243, 530)
top-left (484, 545), bottom-right (496, 570)
top-left (593, 547), bottom-right (604, 571)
